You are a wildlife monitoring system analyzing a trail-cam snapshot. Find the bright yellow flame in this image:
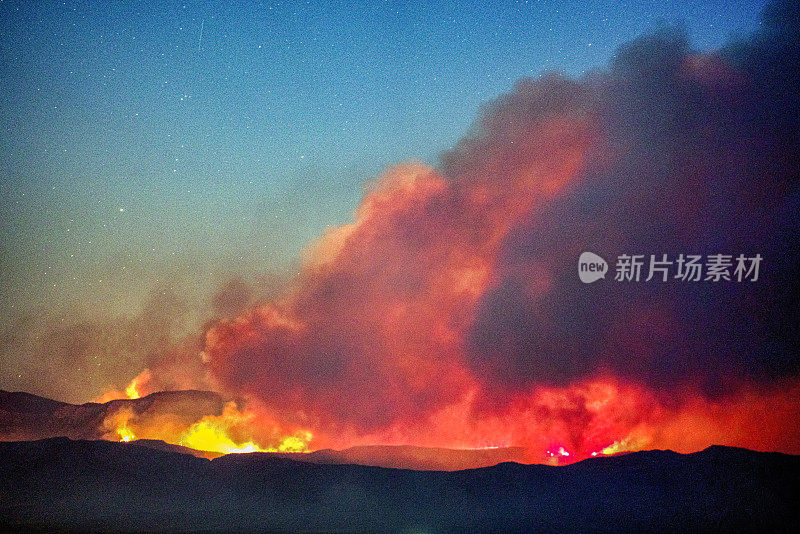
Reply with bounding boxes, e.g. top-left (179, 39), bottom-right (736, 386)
top-left (94, 369), bottom-right (152, 403)
top-left (601, 442), bottom-right (622, 455)
top-left (117, 421), bottom-right (135, 442)
top-left (124, 369), bottom-right (151, 399)
top-left (103, 408), bottom-right (138, 443)
top-left (601, 432), bottom-right (650, 455)
top-left (177, 402), bottom-right (312, 455)
top-left (100, 395), bottom-right (311, 455)
top-left (276, 433), bottom-right (312, 453)
top-left (180, 421), bottom-right (263, 453)
top-left (124, 383), bottom-right (141, 400)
